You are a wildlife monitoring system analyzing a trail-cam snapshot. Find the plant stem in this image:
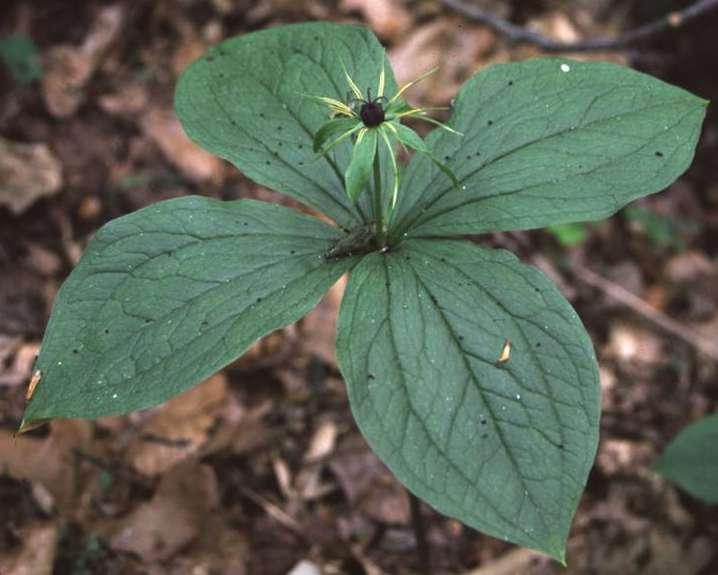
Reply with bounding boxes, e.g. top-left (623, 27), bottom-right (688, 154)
top-left (372, 149), bottom-right (386, 249)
